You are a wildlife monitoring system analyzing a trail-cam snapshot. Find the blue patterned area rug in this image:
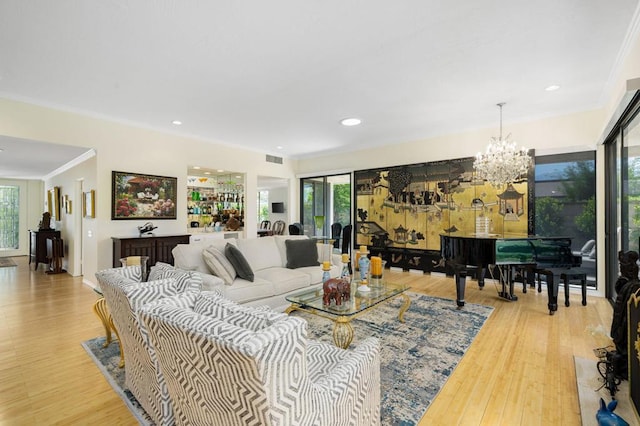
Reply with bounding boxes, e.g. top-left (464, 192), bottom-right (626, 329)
top-left (82, 292), bottom-right (493, 426)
